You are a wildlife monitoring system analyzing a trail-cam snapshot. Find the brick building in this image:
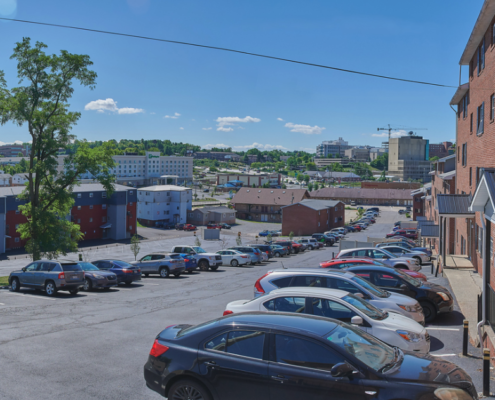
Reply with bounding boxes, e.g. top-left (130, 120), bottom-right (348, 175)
top-left (194, 152), bottom-right (241, 162)
top-left (281, 199), bottom-right (345, 236)
top-left (0, 184), bottom-right (137, 254)
top-left (0, 144), bottom-right (28, 157)
top-left (361, 181), bottom-right (421, 190)
top-left (429, 142), bottom-right (453, 159)
top-left (216, 173), bottom-right (281, 187)
top-left (187, 206), bottom-right (237, 226)
top-left (310, 187), bottom-right (414, 206)
top-left (232, 188), bottom-right (309, 222)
